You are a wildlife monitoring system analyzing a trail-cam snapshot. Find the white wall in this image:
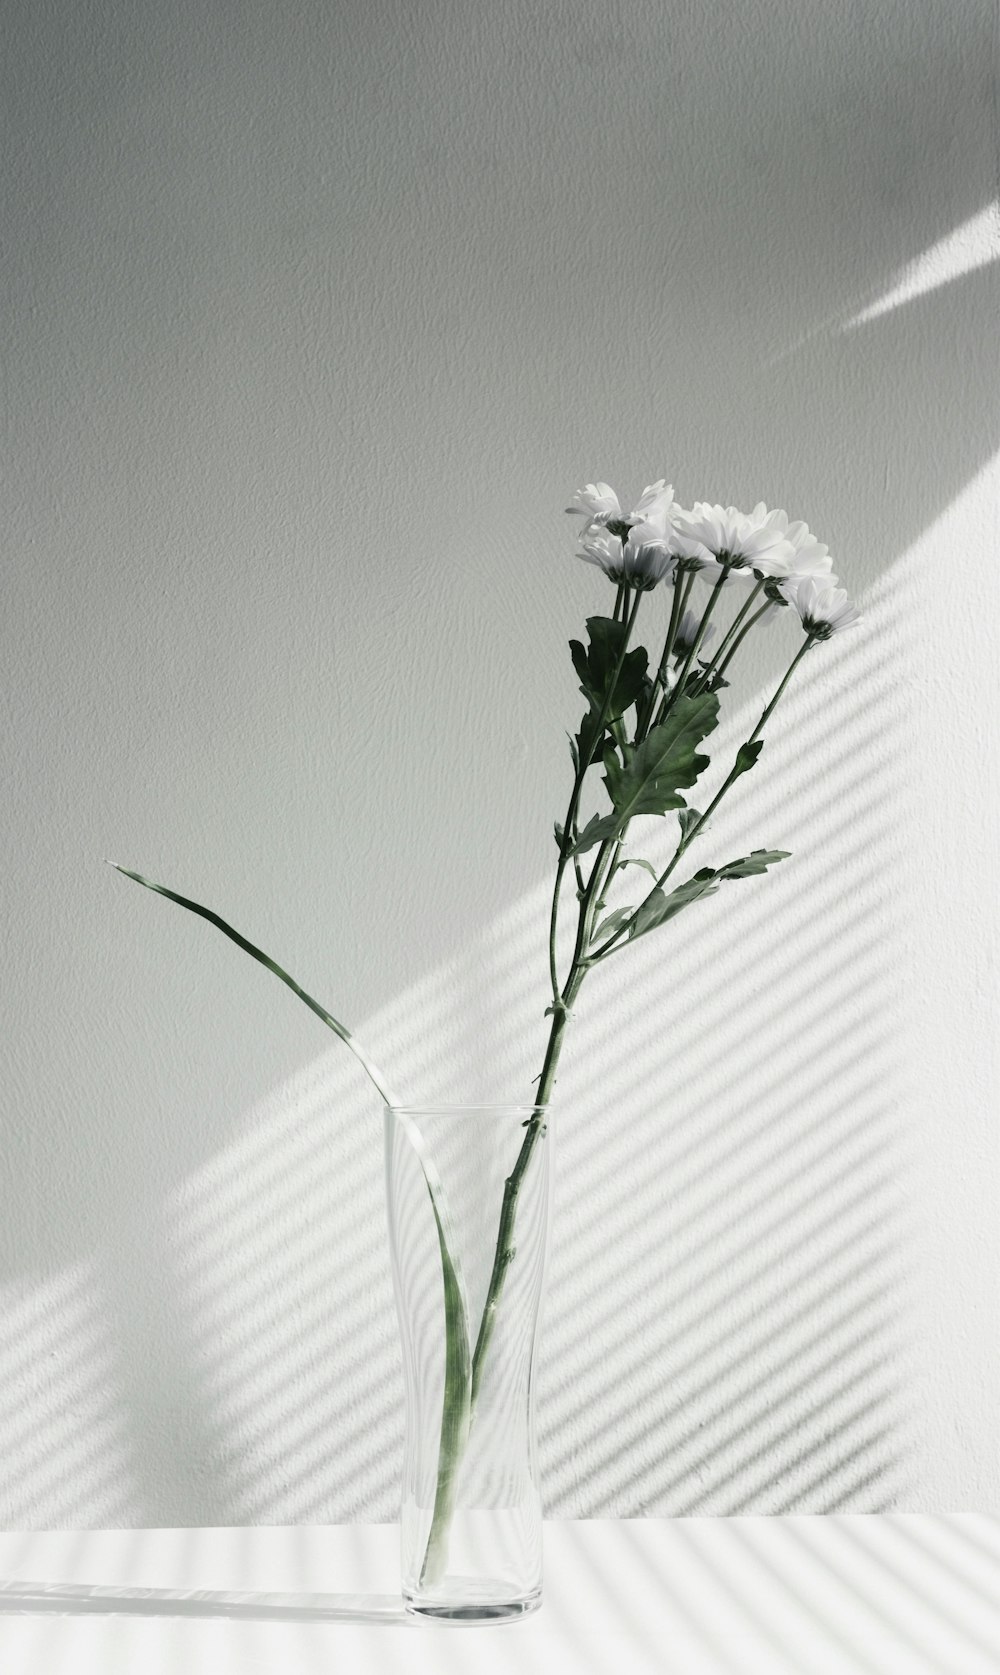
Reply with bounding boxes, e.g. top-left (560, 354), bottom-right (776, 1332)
top-left (2, 0), bottom-right (997, 1527)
